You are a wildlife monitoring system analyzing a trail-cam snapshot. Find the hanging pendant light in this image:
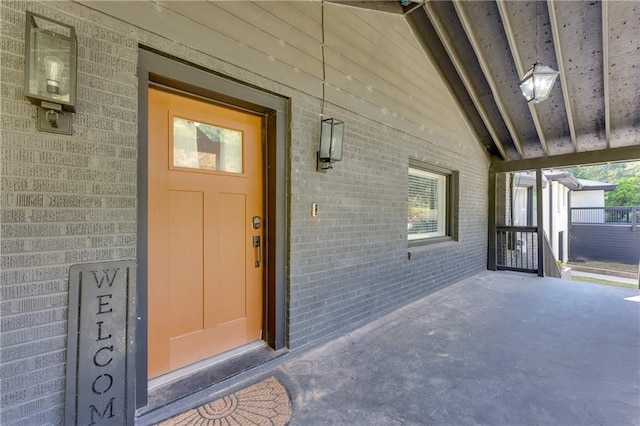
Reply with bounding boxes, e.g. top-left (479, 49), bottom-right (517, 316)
top-left (518, 1), bottom-right (559, 104)
top-left (518, 62), bottom-right (559, 104)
